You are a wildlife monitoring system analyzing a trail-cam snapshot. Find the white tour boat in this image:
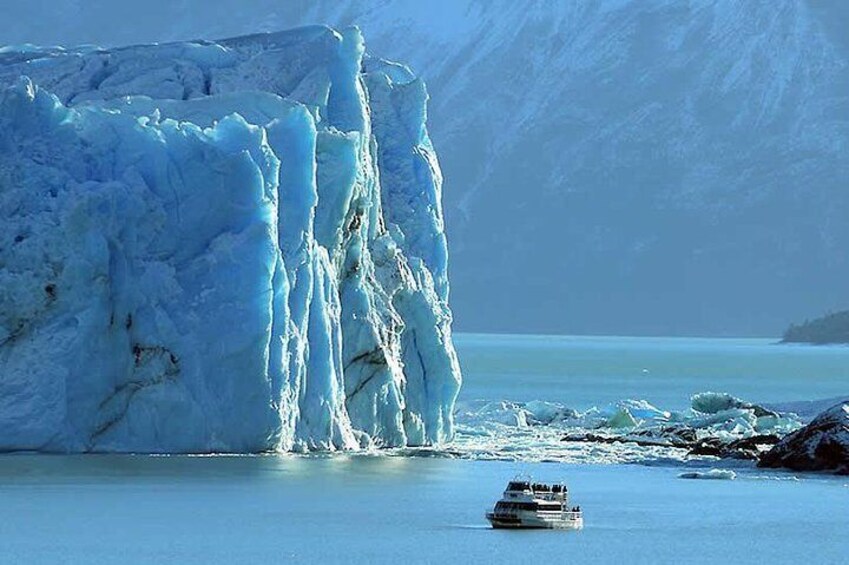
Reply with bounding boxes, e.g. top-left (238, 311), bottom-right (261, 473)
top-left (486, 479), bottom-right (583, 530)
